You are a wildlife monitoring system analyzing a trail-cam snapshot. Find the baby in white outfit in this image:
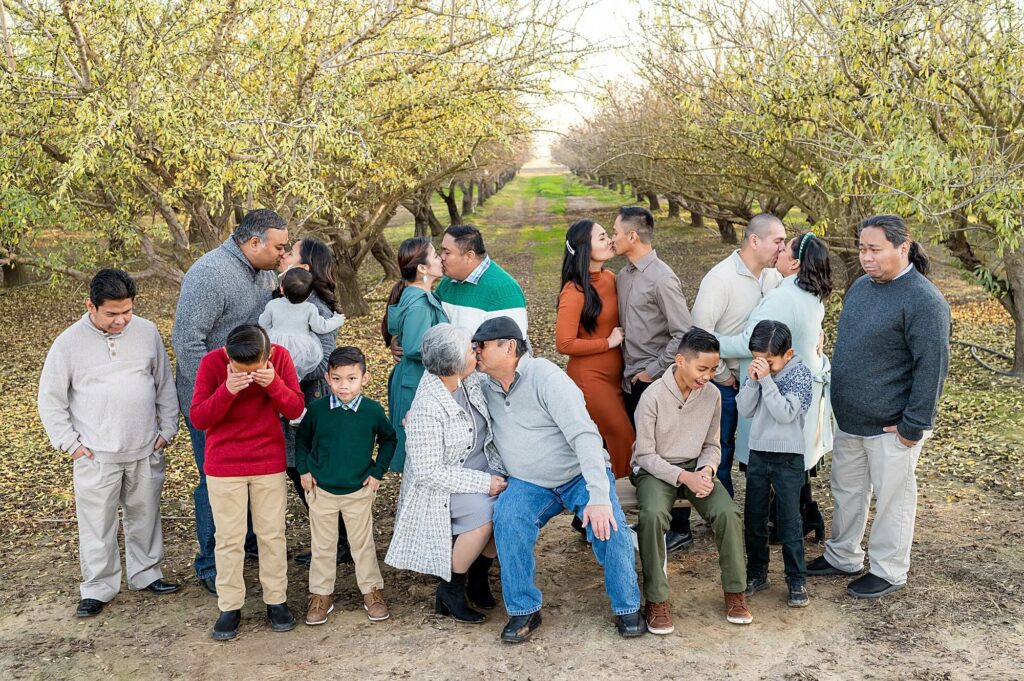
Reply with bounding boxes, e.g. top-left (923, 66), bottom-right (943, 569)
top-left (259, 268), bottom-right (345, 378)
